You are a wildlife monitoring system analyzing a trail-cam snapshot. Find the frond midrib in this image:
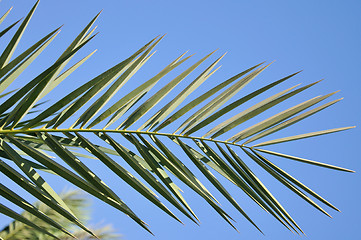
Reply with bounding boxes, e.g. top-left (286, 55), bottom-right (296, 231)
top-left (0, 128), bottom-right (245, 147)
